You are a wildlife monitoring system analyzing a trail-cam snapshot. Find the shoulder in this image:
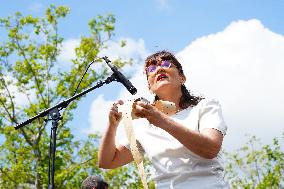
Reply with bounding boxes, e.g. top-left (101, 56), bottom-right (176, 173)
top-left (197, 98), bottom-right (227, 135)
top-left (196, 98), bottom-right (223, 111)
